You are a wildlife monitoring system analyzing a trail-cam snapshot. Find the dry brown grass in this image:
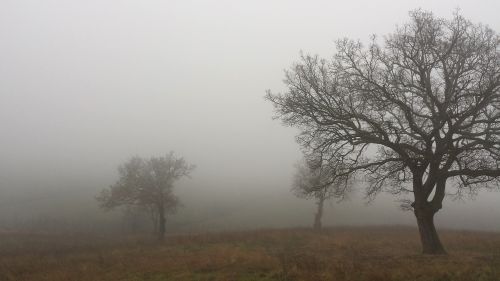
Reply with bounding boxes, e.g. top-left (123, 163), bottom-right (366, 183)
top-left (1, 226), bottom-right (500, 281)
